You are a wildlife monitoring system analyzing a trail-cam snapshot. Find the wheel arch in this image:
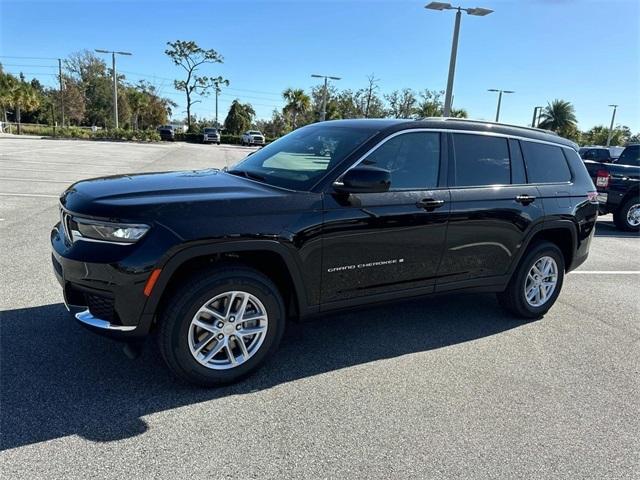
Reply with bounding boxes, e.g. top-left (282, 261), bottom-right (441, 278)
top-left (511, 221), bottom-right (578, 276)
top-left (143, 241), bottom-right (311, 327)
